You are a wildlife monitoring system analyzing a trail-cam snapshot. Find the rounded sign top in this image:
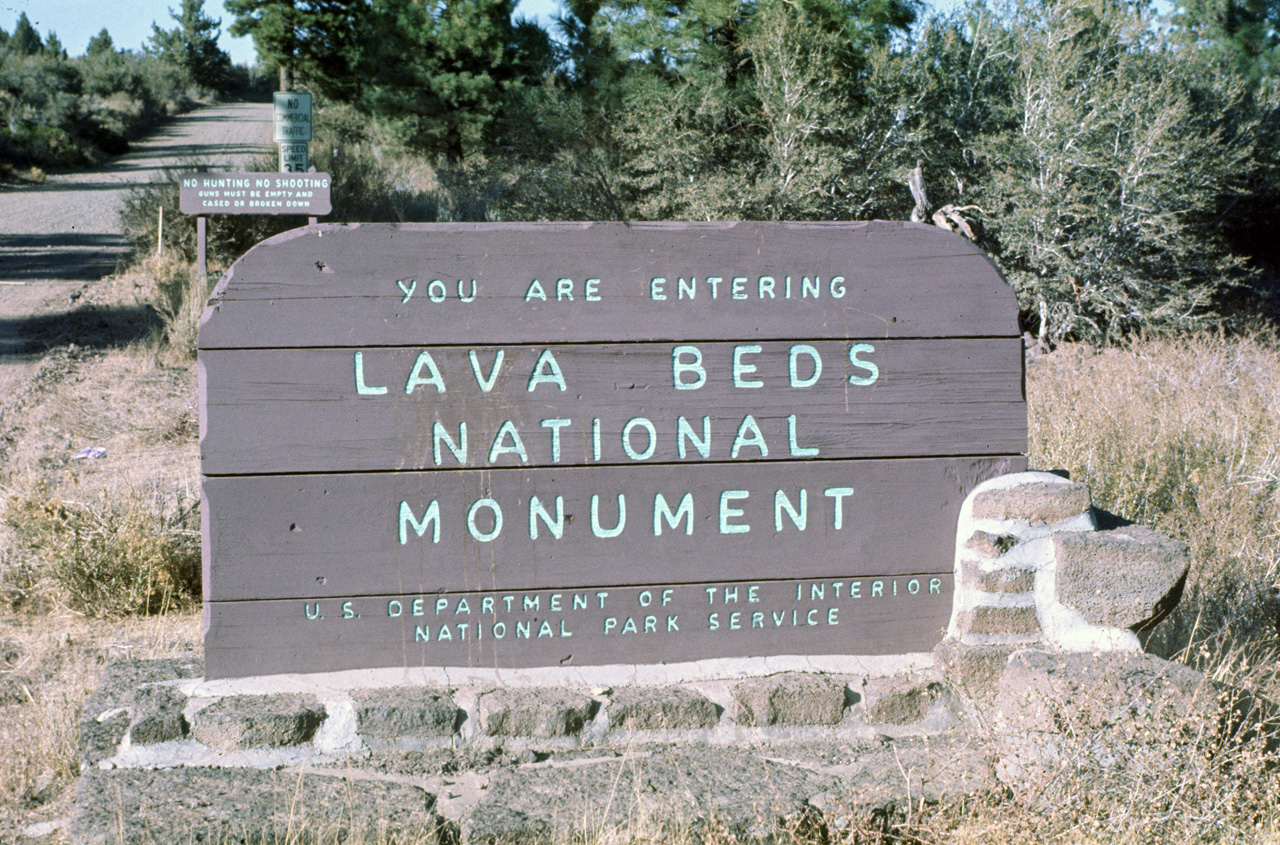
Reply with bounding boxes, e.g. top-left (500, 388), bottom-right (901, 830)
top-left (200, 221), bottom-right (1016, 350)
